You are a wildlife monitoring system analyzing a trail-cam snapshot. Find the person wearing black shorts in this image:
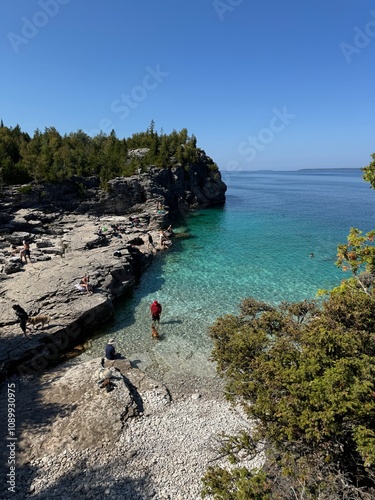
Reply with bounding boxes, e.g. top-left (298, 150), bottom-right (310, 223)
top-left (150, 300), bottom-right (162, 326)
